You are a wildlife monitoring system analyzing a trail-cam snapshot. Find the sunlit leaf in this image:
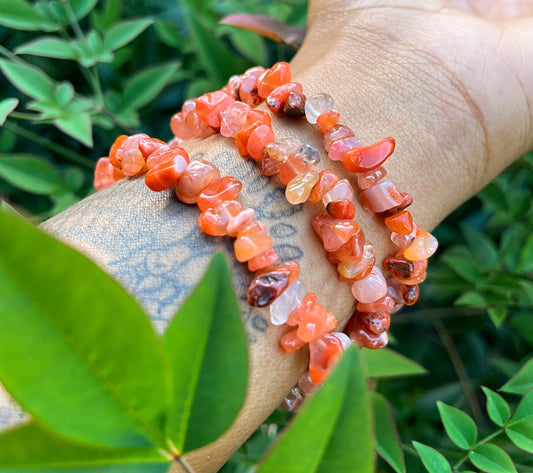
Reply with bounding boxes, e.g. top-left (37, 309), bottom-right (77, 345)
top-left (361, 348), bottom-right (426, 378)
top-left (506, 421), bottom-right (533, 453)
top-left (469, 444), bottom-right (517, 473)
top-left (437, 402), bottom-right (477, 449)
top-left (103, 18), bottom-right (154, 52)
top-left (54, 112), bottom-right (93, 147)
top-left (15, 37), bottom-right (75, 59)
top-left (412, 442), bottom-right (451, 473)
top-left (501, 359), bottom-right (533, 394)
top-left (373, 393), bottom-right (405, 473)
top-left (0, 60), bottom-right (55, 100)
top-left (163, 253), bottom-right (248, 454)
top-left (0, 0), bottom-right (43, 30)
top-left (482, 387), bottom-right (510, 427)
top-left (0, 99), bottom-right (18, 126)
